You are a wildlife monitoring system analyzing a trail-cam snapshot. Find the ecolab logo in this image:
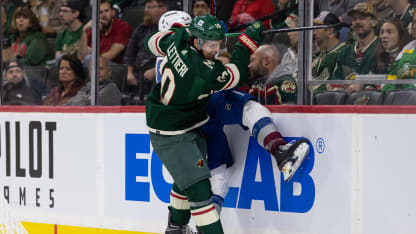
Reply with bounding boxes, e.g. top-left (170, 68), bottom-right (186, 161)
top-left (125, 134), bottom-right (315, 213)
